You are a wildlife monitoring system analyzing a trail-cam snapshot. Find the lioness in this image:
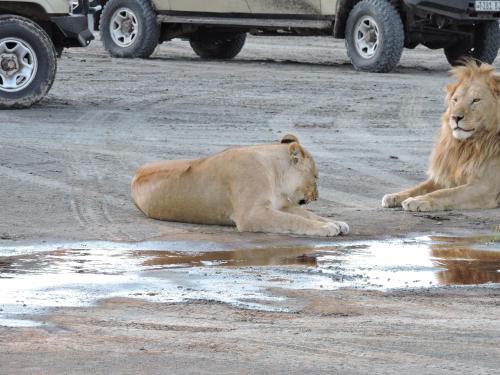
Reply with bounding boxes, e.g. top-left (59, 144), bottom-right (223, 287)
top-left (132, 135), bottom-right (349, 236)
top-left (383, 62), bottom-right (500, 212)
